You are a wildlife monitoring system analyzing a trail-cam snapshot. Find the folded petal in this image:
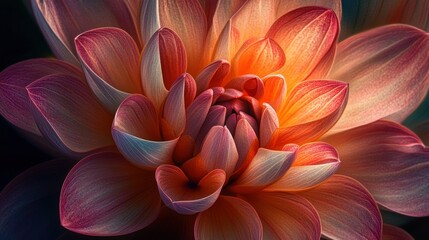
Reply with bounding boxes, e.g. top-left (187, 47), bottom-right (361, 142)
top-left (259, 103), bottom-right (279, 147)
top-left (200, 126), bottom-right (239, 178)
top-left (245, 192), bottom-right (321, 240)
top-left (155, 165), bottom-right (225, 215)
top-left (26, 74), bottom-right (113, 158)
top-left (266, 142), bottom-right (340, 191)
top-left (0, 58), bottom-right (82, 136)
top-left (341, 1), bottom-right (429, 39)
top-left (276, 0), bottom-right (342, 21)
top-left (229, 147), bottom-right (297, 193)
top-left (261, 74), bottom-right (287, 111)
top-left (233, 118), bottom-right (259, 173)
top-left (271, 80), bottom-right (348, 146)
top-left (194, 196), bottom-right (262, 240)
top-left (266, 7), bottom-right (339, 88)
top-left (140, 0), bottom-right (161, 46)
top-left (0, 160), bottom-right (74, 240)
top-left (323, 120), bottom-right (429, 216)
top-left (159, 0), bottom-right (207, 74)
top-left (195, 59), bottom-right (230, 93)
top-left (328, 24), bottom-right (429, 134)
top-left (75, 27), bottom-right (141, 112)
top-left (31, 0), bottom-right (137, 64)
top-left (60, 152), bottom-right (161, 236)
top-left (299, 175), bottom-right (382, 240)
top-left (382, 224), bottom-right (413, 240)
top-left (112, 95), bottom-right (179, 169)
top-left (141, 28), bottom-right (187, 111)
